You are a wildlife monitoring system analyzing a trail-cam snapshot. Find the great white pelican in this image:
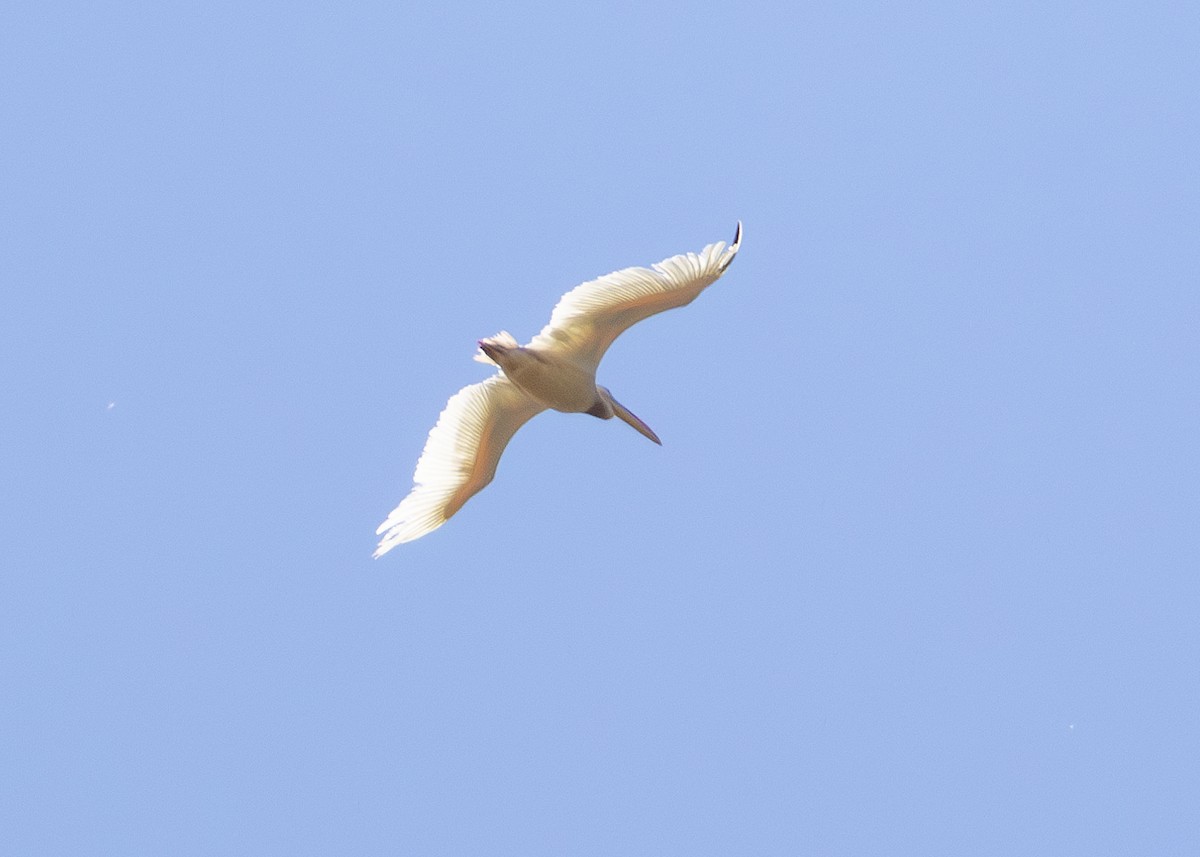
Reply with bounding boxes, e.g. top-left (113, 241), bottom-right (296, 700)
top-left (374, 222), bottom-right (742, 556)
